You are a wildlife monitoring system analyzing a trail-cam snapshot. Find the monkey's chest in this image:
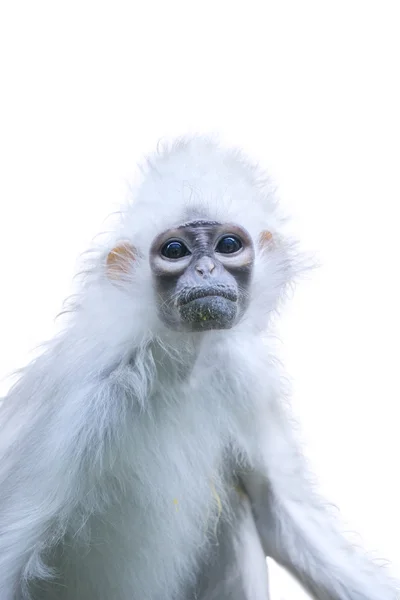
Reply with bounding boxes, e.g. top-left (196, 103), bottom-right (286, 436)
top-left (75, 395), bottom-right (233, 598)
top-left (125, 395), bottom-right (229, 528)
